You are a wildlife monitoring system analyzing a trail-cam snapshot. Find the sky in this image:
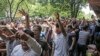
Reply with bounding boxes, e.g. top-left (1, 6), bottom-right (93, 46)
top-left (82, 4), bottom-right (96, 16)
